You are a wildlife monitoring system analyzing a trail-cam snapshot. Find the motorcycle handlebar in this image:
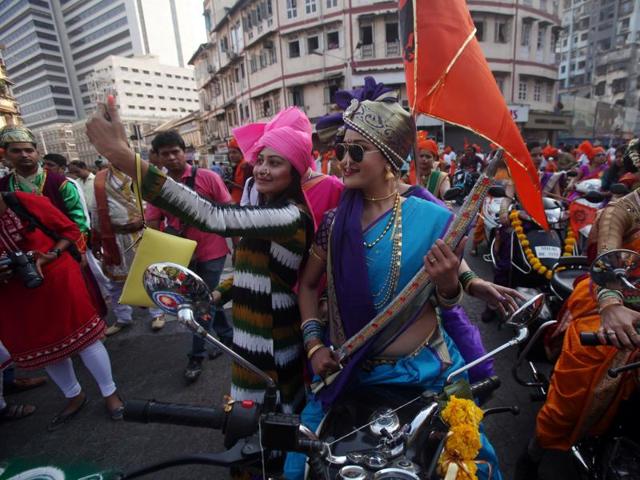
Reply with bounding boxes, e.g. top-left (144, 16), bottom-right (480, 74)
top-left (579, 332), bottom-right (612, 346)
top-left (470, 375), bottom-right (501, 397)
top-left (124, 399), bottom-right (227, 430)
